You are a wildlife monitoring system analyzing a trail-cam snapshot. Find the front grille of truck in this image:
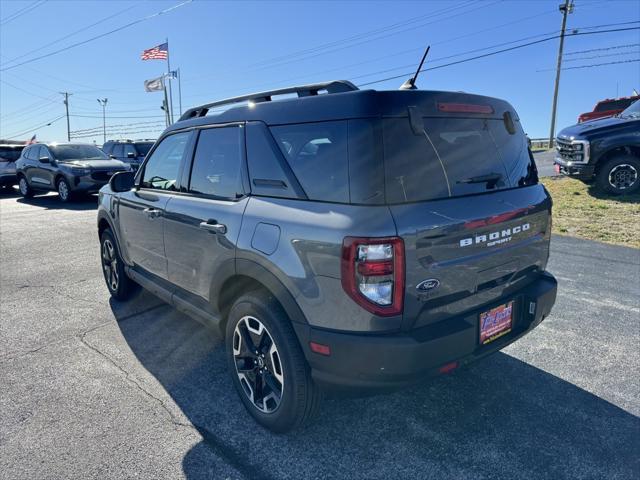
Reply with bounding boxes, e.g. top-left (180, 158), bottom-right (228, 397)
top-left (556, 138), bottom-right (585, 162)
